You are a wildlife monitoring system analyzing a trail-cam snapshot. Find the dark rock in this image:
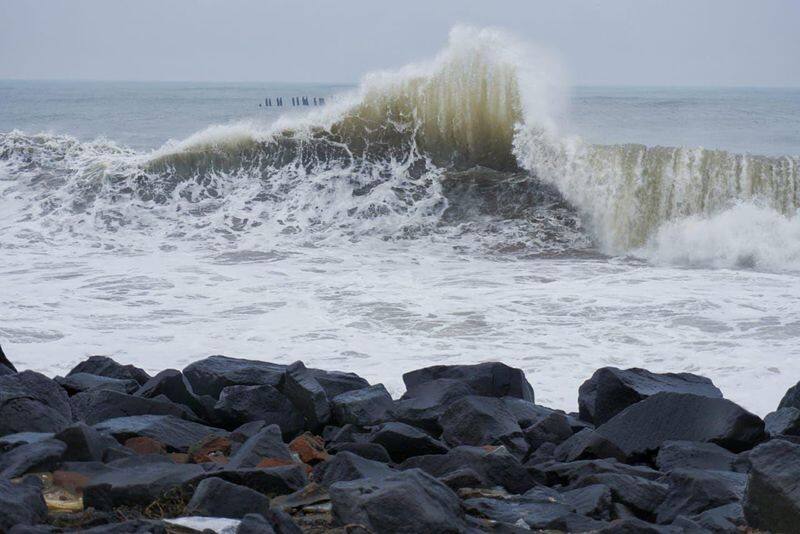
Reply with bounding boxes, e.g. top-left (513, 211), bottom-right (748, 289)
top-left (208, 465), bottom-right (307, 497)
top-left (0, 432), bottom-right (54, 453)
top-left (438, 467), bottom-right (485, 491)
top-left (368, 422), bottom-right (448, 462)
top-left (330, 468), bottom-right (467, 533)
top-left (82, 462), bottom-right (204, 510)
top-left (439, 396), bottom-right (527, 458)
top-left (0, 479), bottom-right (47, 530)
top-left (403, 362), bottom-right (534, 402)
top-left (554, 428), bottom-right (626, 462)
top-left (523, 411), bottom-right (573, 453)
top-left (779, 379), bottom-right (800, 410)
top-left (596, 392), bottom-right (765, 460)
top-left (54, 422), bottom-right (121, 462)
top-left (331, 384), bottom-right (393, 427)
top-left (595, 518), bottom-right (681, 533)
top-left (463, 493), bottom-right (606, 532)
top-left (185, 477), bottom-right (270, 519)
top-left (135, 369), bottom-right (212, 418)
top-left (501, 398), bottom-right (556, 428)
top-left (67, 356), bottom-right (150, 385)
top-left (282, 362), bottom-right (331, 431)
top-left (0, 371), bottom-right (72, 436)
top-left (391, 379), bottom-right (475, 434)
top-left (249, 508), bottom-right (303, 534)
top-left (183, 355), bottom-right (286, 398)
top-left (93, 415), bottom-right (227, 452)
top-left (401, 446), bottom-right (536, 494)
top-left (0, 439), bottom-right (65, 478)
top-left (271, 482), bottom-right (330, 512)
top-left (0, 345), bottom-right (17, 373)
top-left (325, 424), bottom-right (369, 447)
top-left (562, 484), bottom-right (613, 520)
top-left (328, 442), bottom-right (391, 463)
top-left (743, 438), bottom-right (800, 532)
top-left (237, 513), bottom-right (276, 534)
top-left (685, 502), bottom-right (745, 533)
top-left (55, 373), bottom-right (139, 396)
top-left (313, 451), bottom-right (394, 487)
top-left (573, 473), bottom-right (669, 517)
top-left (71, 389), bottom-right (198, 425)
top-left (215, 385), bottom-right (304, 438)
top-left (231, 420), bottom-right (268, 443)
top-left (537, 458), bottom-right (662, 487)
top-left (307, 368), bottom-right (369, 399)
top-left (578, 367), bottom-right (723, 425)
top-left (655, 468), bottom-right (745, 524)
top-left (764, 407), bottom-right (800, 436)
top-left (227, 424), bottom-right (292, 468)
top-left (655, 440), bottom-right (739, 473)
